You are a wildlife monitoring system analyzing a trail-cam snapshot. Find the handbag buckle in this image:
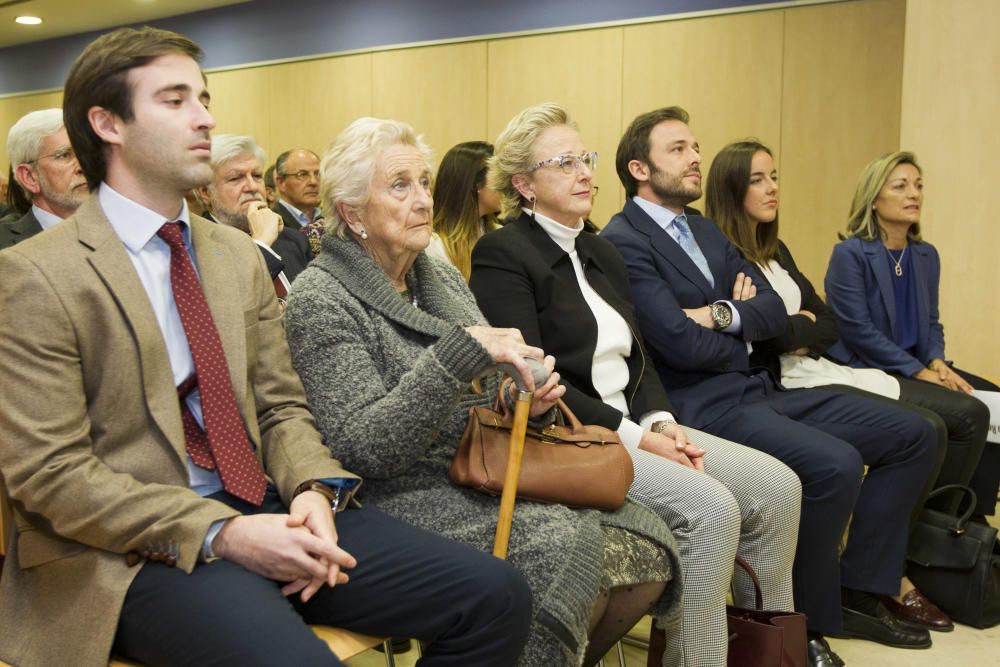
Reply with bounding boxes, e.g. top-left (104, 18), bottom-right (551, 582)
top-left (539, 424), bottom-right (559, 442)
